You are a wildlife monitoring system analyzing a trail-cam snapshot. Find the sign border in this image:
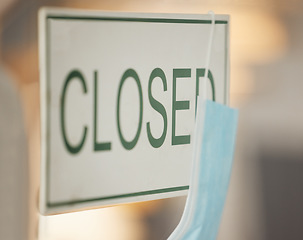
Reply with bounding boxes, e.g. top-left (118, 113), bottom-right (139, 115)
top-left (39, 8), bottom-right (229, 214)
